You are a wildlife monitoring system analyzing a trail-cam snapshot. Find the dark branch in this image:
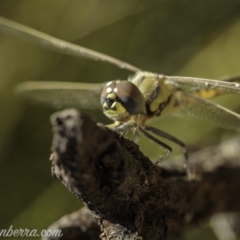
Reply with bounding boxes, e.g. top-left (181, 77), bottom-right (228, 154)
top-left (47, 108), bottom-right (240, 240)
top-left (42, 207), bottom-right (101, 240)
